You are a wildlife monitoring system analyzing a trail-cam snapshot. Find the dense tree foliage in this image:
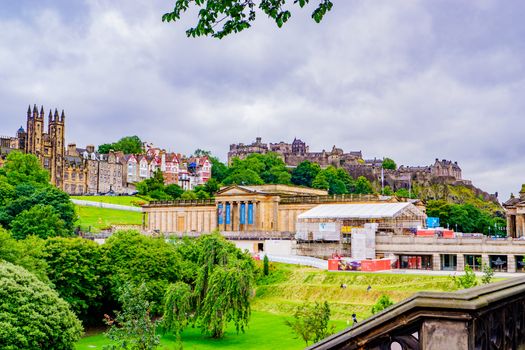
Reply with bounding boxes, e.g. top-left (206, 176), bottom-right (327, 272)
top-left (291, 160), bottom-right (321, 187)
top-left (210, 157), bottom-right (229, 183)
top-left (354, 176), bottom-right (374, 194)
top-left (0, 262), bottom-right (83, 350)
top-left (0, 228), bottom-right (48, 281)
top-left (0, 153), bottom-right (76, 235)
top-left (381, 158), bottom-right (397, 170)
top-left (102, 230), bottom-right (182, 314)
top-left (104, 282), bottom-right (160, 350)
top-left (0, 151), bottom-right (49, 185)
top-left (10, 204), bottom-right (69, 239)
top-left (310, 166), bottom-right (370, 195)
top-left (426, 200), bottom-right (506, 235)
top-left (162, 0), bottom-right (333, 38)
top-left (224, 153), bottom-right (290, 186)
top-left (44, 237), bottom-right (104, 324)
top-left (98, 135), bottom-right (143, 154)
